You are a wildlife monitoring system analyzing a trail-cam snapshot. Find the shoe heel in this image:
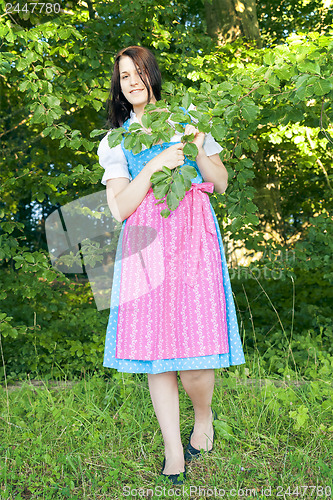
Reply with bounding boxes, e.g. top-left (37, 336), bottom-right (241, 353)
top-left (185, 408), bottom-right (217, 462)
top-left (161, 458), bottom-right (186, 485)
